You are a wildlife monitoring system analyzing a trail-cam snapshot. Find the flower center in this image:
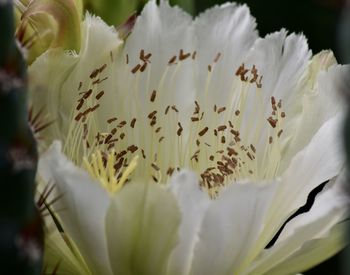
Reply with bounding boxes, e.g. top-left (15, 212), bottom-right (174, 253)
top-left (63, 49), bottom-right (287, 195)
